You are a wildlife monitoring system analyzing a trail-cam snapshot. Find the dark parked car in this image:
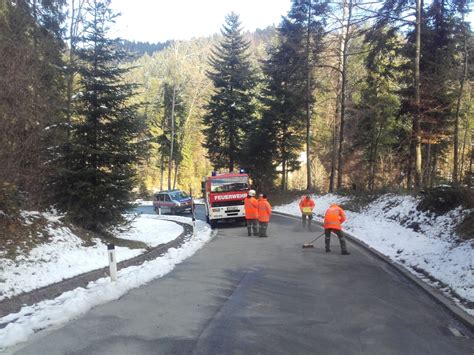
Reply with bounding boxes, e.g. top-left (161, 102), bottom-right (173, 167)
top-left (153, 190), bottom-right (192, 214)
